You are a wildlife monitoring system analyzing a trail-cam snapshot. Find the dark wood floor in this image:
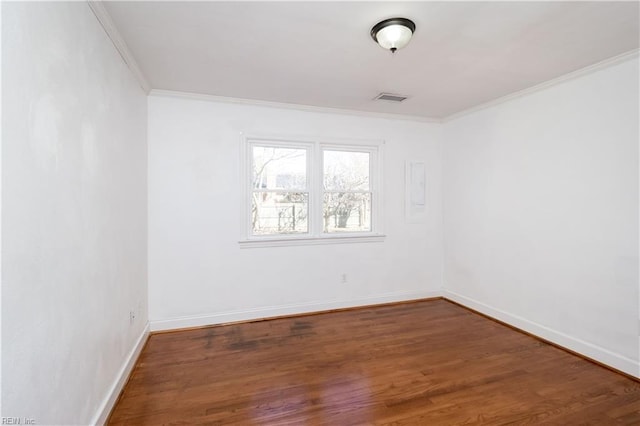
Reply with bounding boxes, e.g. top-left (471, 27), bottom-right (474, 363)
top-left (109, 299), bottom-right (640, 425)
